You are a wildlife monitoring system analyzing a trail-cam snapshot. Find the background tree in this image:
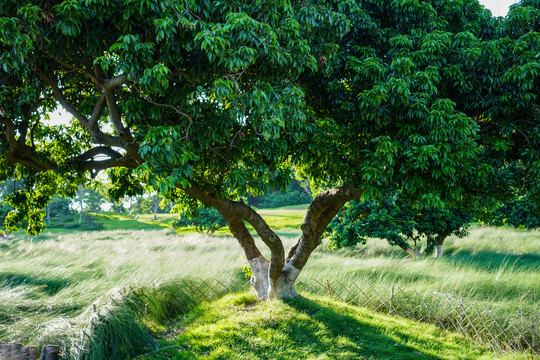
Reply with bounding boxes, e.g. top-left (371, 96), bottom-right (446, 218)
top-left (487, 191), bottom-right (540, 229)
top-left (44, 195), bottom-right (74, 224)
top-left (326, 194), bottom-right (471, 258)
top-left (1, 0), bottom-right (538, 299)
top-left (247, 178), bottom-right (313, 209)
top-left (172, 205), bottom-right (228, 235)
